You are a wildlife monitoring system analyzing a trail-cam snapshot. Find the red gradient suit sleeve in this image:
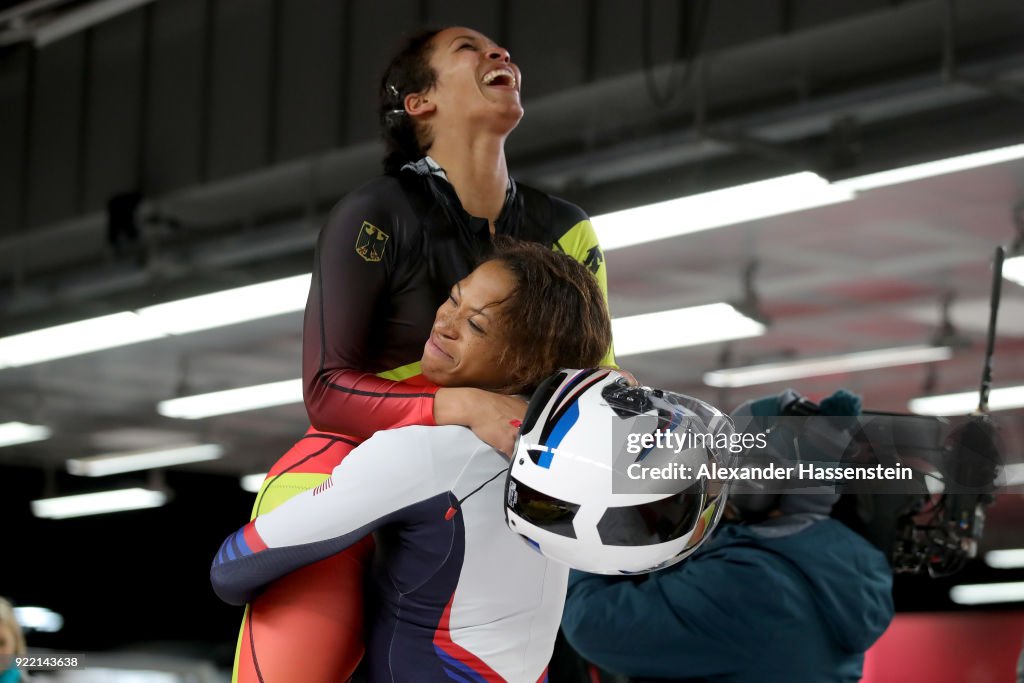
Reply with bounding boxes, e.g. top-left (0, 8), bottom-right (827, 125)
top-left (302, 192), bottom-right (438, 439)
